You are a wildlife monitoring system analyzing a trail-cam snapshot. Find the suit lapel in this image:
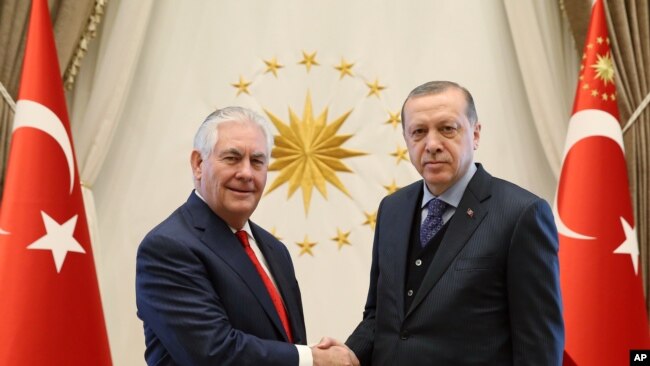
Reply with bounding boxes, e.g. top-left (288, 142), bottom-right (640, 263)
top-left (184, 194), bottom-right (288, 341)
top-left (406, 165), bottom-right (492, 318)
